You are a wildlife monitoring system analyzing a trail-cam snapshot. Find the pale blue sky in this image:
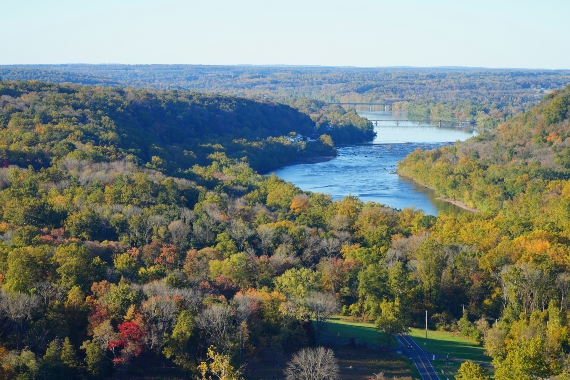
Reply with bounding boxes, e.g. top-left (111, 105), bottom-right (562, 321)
top-left (2, 0), bottom-right (569, 69)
